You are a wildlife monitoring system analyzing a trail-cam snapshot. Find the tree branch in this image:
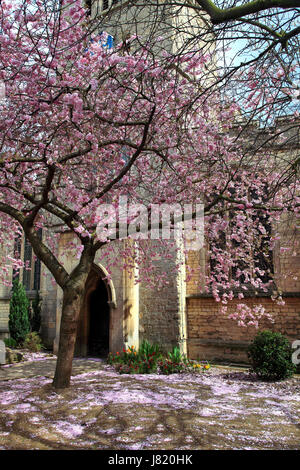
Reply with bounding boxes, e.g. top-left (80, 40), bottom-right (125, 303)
top-left (195, 0), bottom-right (300, 24)
top-left (0, 202), bottom-right (69, 288)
